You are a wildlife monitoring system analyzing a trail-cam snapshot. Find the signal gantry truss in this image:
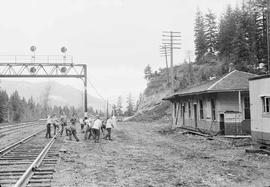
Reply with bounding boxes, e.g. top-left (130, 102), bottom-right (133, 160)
top-left (0, 55), bottom-right (88, 116)
top-left (0, 55), bottom-right (86, 78)
top-left (0, 63), bottom-right (86, 78)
